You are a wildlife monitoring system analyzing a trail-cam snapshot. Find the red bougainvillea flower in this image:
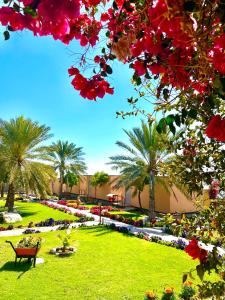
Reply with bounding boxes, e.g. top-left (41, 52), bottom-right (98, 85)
top-left (205, 115), bottom-right (225, 142)
top-left (185, 239), bottom-right (208, 262)
top-left (132, 60), bottom-right (146, 76)
top-left (68, 68), bottom-right (114, 100)
top-left (37, 0), bottom-right (80, 22)
top-left (211, 34), bottom-right (225, 74)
